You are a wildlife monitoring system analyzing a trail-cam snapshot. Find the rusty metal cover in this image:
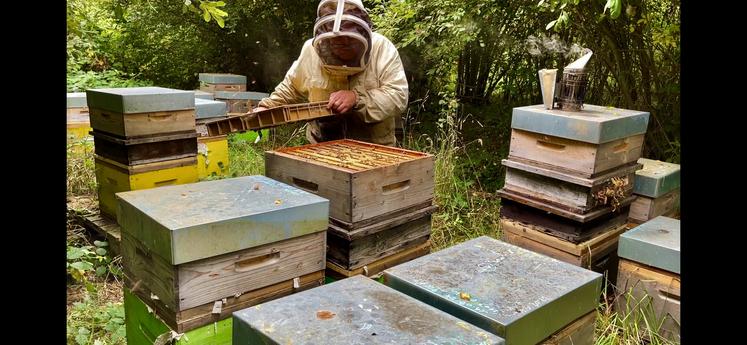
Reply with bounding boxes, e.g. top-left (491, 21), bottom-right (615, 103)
top-left (232, 275), bottom-right (505, 344)
top-left (116, 175), bottom-right (329, 265)
top-left (383, 236), bottom-right (602, 345)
